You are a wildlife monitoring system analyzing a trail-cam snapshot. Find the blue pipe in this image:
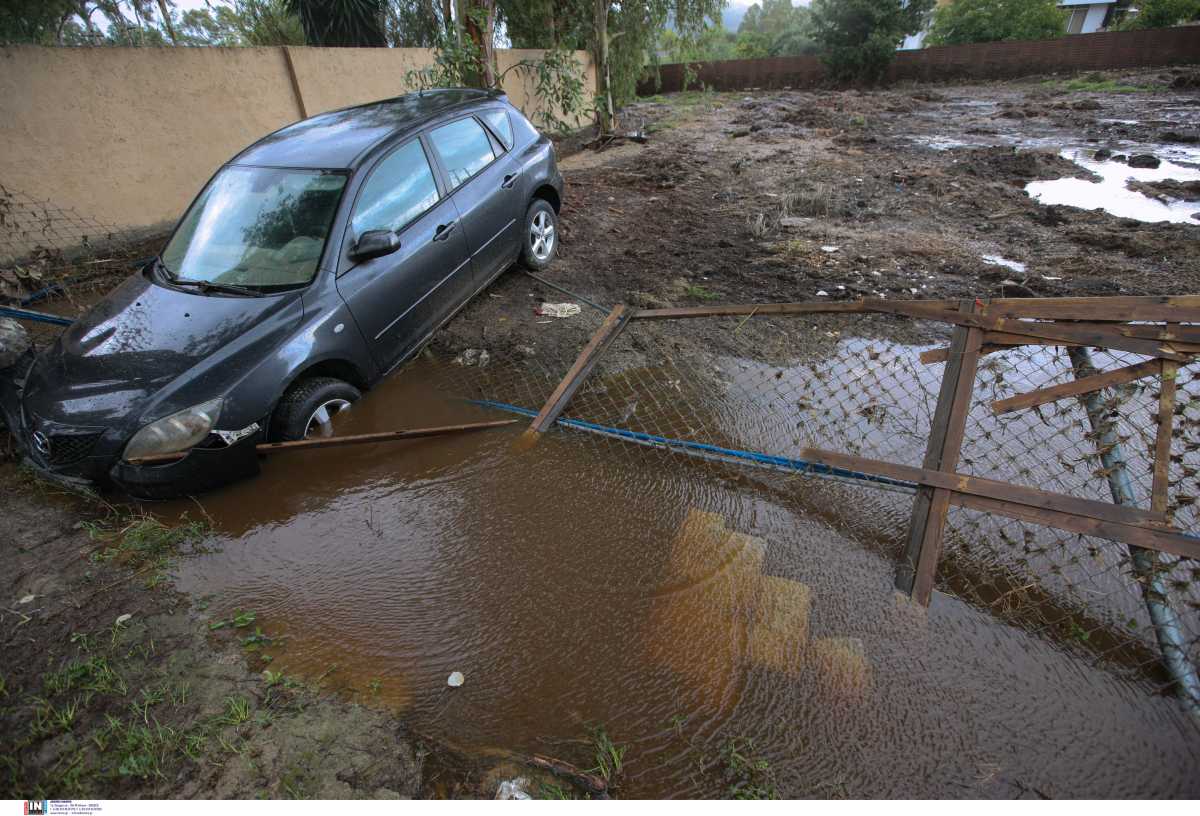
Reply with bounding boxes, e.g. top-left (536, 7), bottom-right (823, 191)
top-left (0, 305), bottom-right (73, 327)
top-left (469, 398), bottom-right (916, 492)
